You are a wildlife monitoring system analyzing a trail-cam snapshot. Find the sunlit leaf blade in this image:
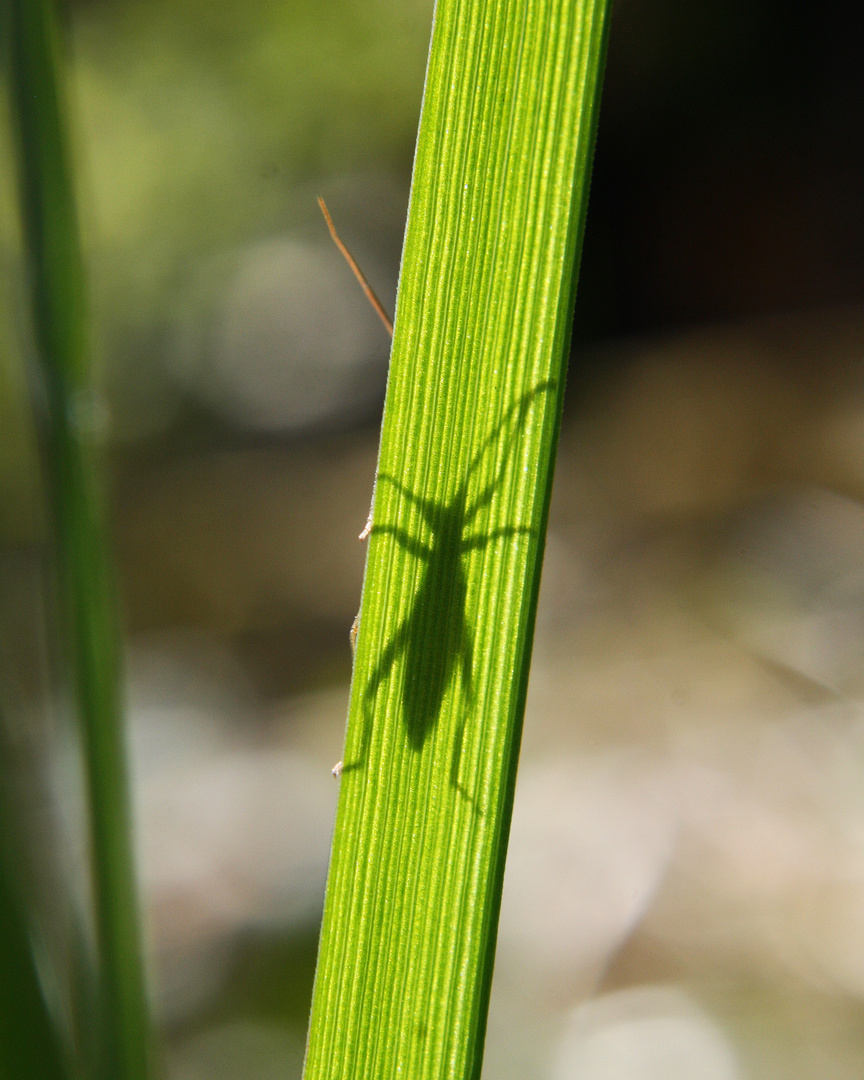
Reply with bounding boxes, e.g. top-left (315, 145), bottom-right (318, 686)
top-left (304, 0), bottom-right (611, 1077)
top-left (8, 3), bottom-right (154, 1078)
